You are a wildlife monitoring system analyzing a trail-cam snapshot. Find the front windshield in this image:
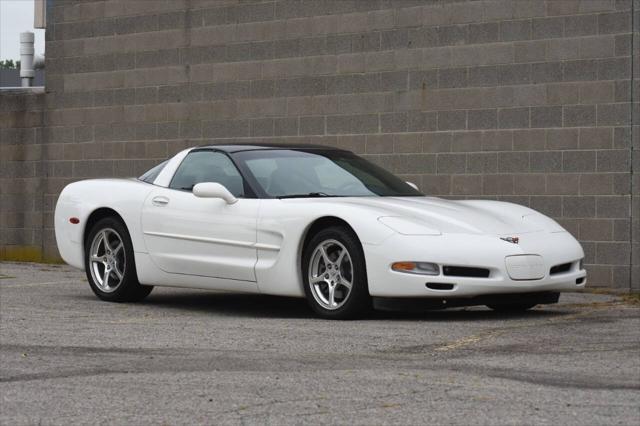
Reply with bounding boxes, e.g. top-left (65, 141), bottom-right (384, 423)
top-left (232, 149), bottom-right (423, 198)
